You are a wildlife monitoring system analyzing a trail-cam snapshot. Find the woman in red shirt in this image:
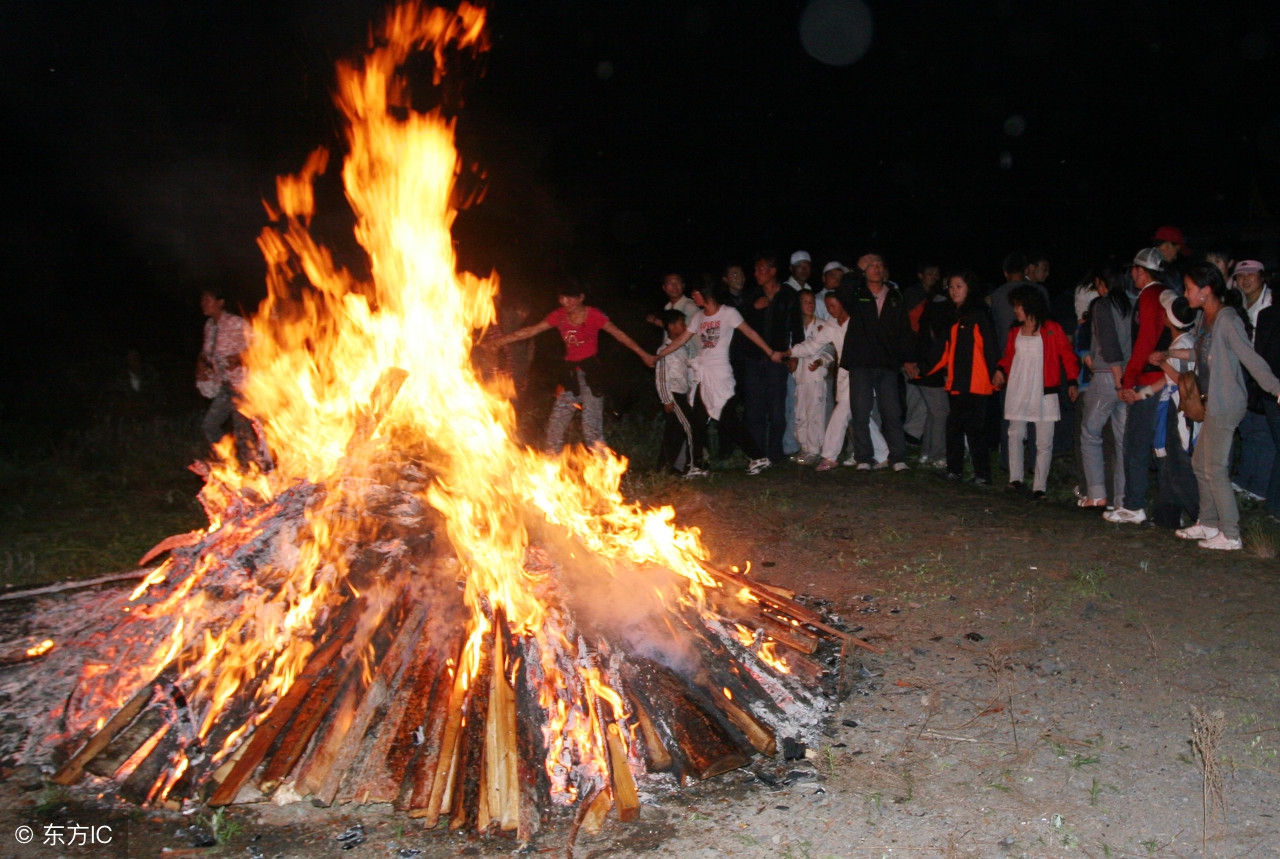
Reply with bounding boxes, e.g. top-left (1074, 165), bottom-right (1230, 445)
top-left (992, 285), bottom-right (1080, 498)
top-left (486, 285), bottom-right (654, 453)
